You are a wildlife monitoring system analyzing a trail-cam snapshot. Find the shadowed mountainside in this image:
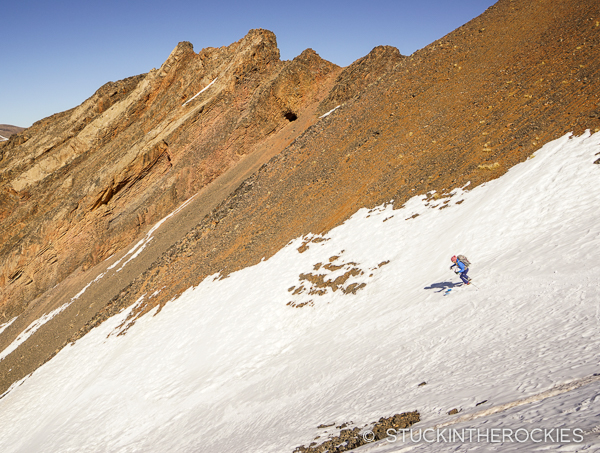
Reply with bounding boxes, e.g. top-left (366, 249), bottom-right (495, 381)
top-left (1, 0), bottom-right (600, 396)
